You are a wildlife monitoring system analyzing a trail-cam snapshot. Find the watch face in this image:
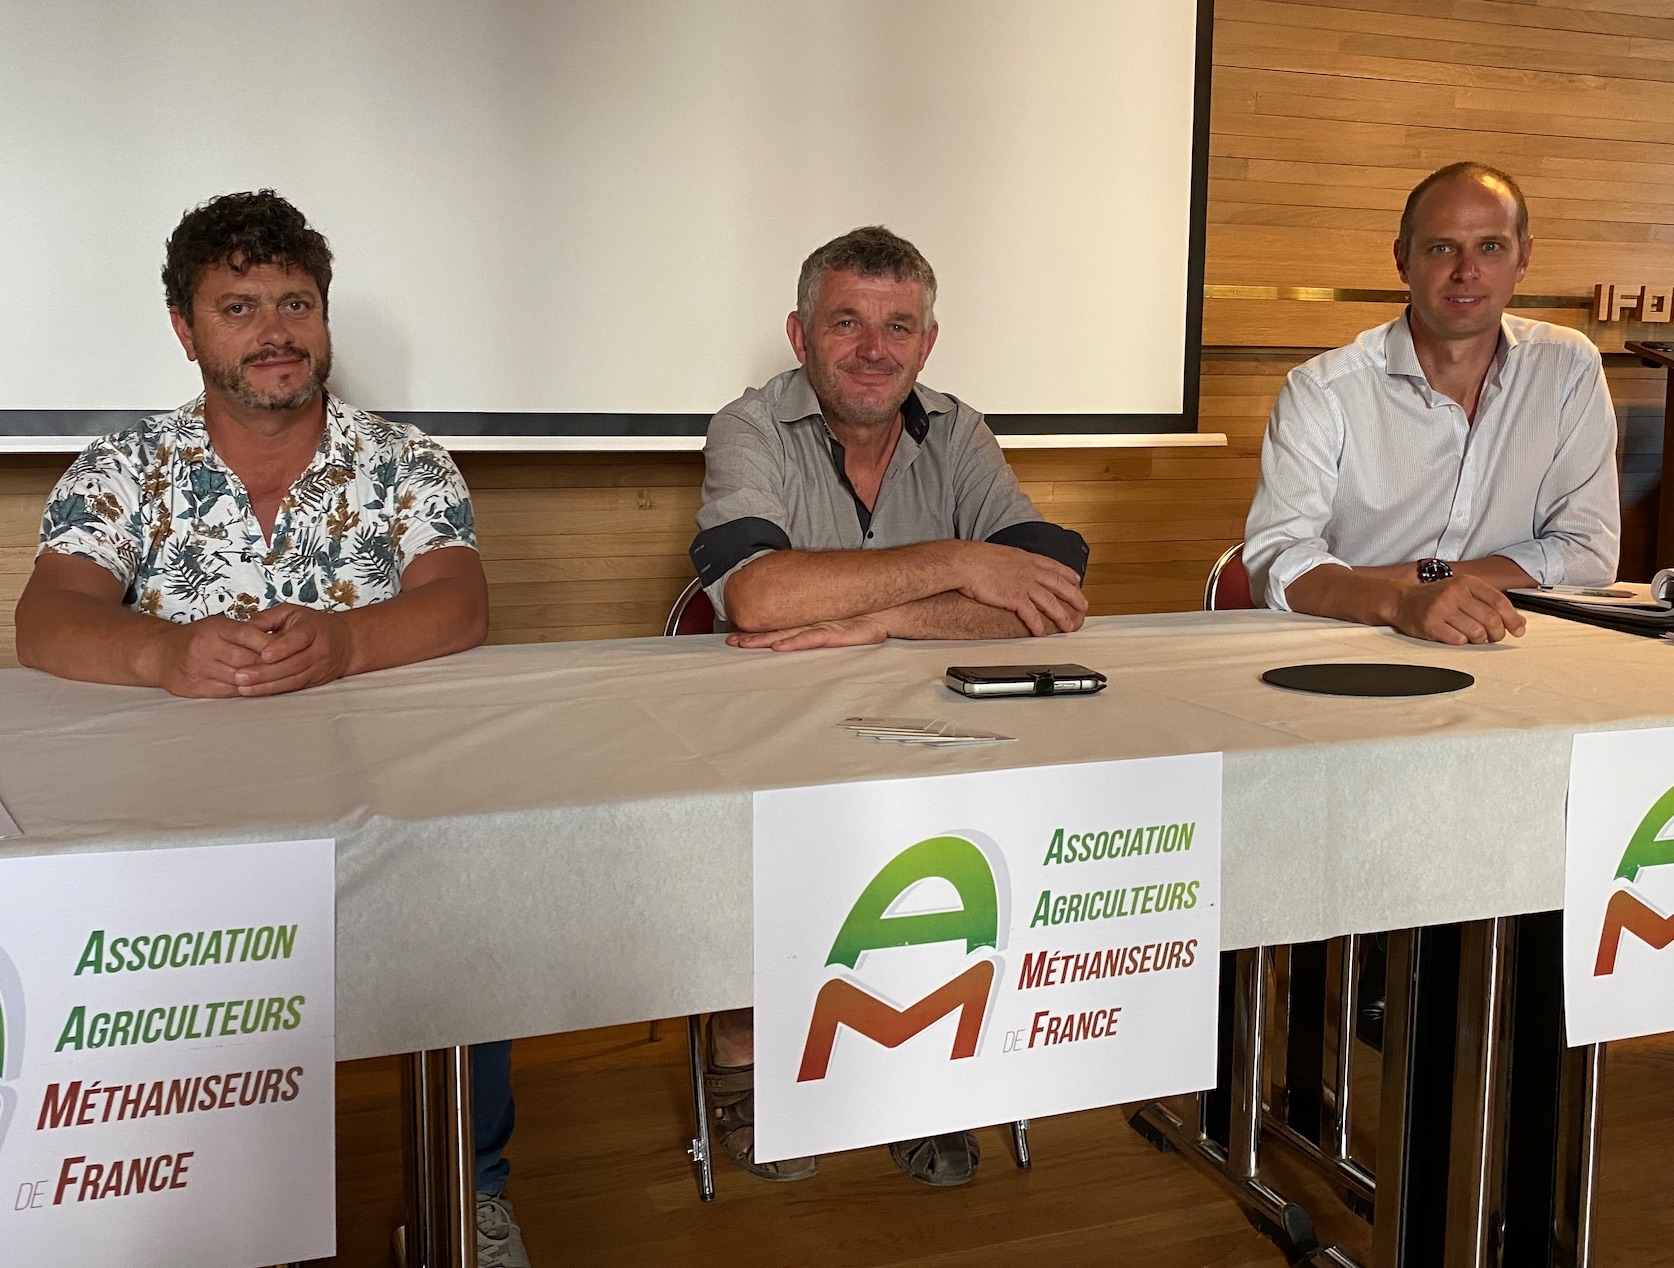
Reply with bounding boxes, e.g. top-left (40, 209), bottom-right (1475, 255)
top-left (1417, 558), bottom-right (1454, 584)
